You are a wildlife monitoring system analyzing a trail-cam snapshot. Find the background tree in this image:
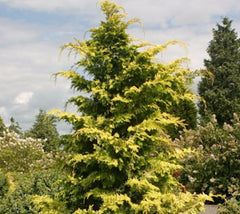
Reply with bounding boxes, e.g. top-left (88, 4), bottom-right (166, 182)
top-left (0, 116), bottom-right (6, 136)
top-left (34, 1), bottom-right (209, 213)
top-left (25, 109), bottom-right (59, 151)
top-left (8, 117), bottom-right (22, 136)
top-left (198, 17), bottom-right (240, 125)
